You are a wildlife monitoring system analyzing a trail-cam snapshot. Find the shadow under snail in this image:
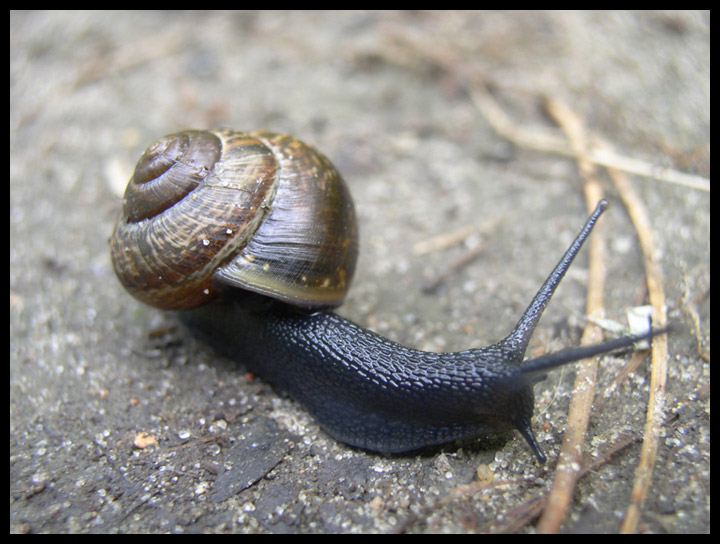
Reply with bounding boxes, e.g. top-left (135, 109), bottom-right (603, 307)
top-left (110, 128), bottom-right (665, 463)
